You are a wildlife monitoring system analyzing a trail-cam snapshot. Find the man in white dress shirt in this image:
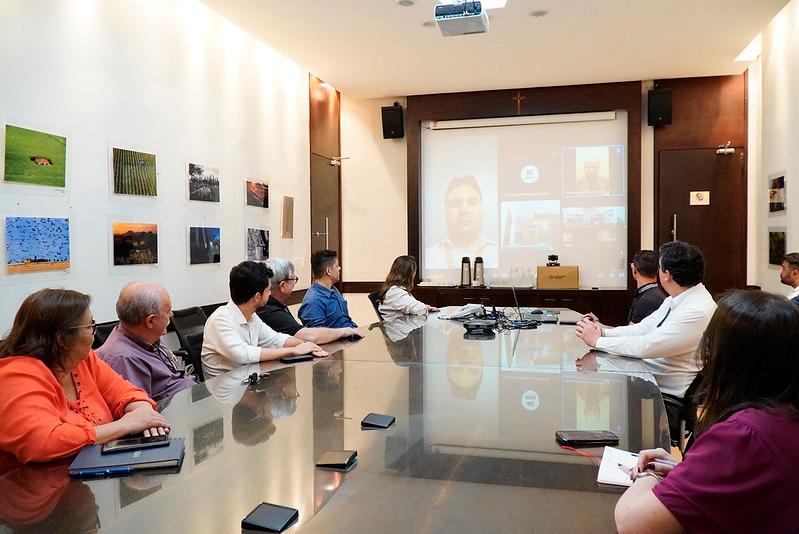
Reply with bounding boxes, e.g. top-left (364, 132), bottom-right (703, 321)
top-left (202, 261), bottom-right (328, 379)
top-left (779, 252), bottom-right (799, 305)
top-left (575, 241), bottom-right (716, 398)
